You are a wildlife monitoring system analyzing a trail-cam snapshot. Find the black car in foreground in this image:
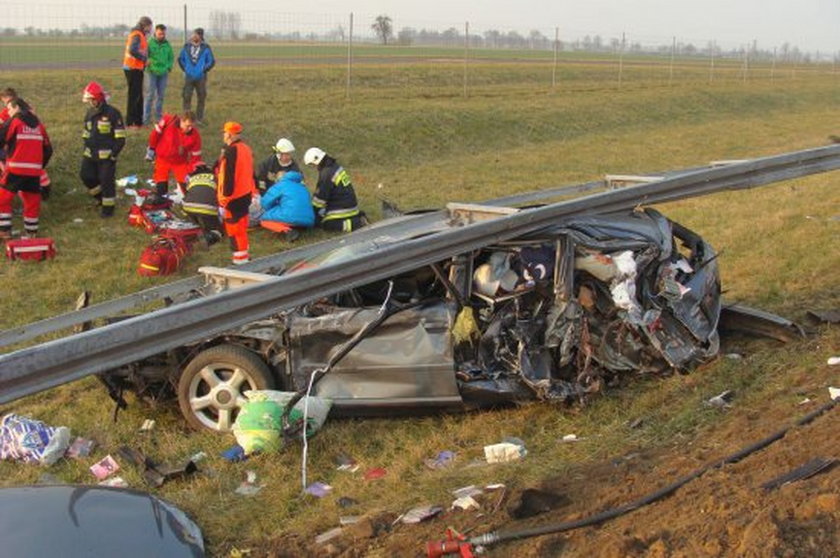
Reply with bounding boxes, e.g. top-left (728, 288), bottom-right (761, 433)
top-left (103, 208), bottom-right (795, 431)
